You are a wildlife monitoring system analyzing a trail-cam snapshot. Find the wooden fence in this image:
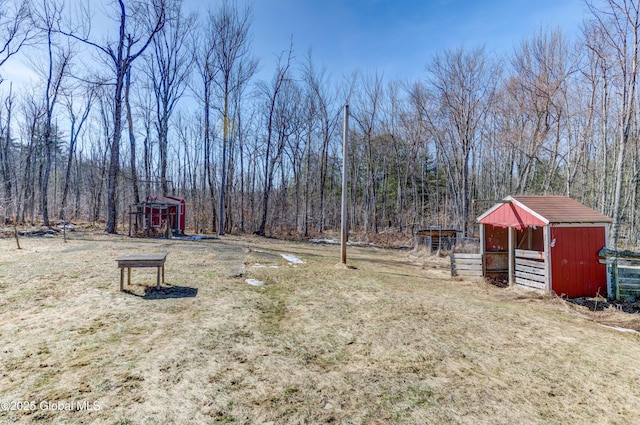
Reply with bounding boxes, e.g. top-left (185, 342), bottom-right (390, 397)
top-left (599, 247), bottom-right (640, 300)
top-left (514, 249), bottom-right (547, 290)
top-left (415, 233), bottom-right (479, 254)
top-left (450, 253), bottom-right (483, 279)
